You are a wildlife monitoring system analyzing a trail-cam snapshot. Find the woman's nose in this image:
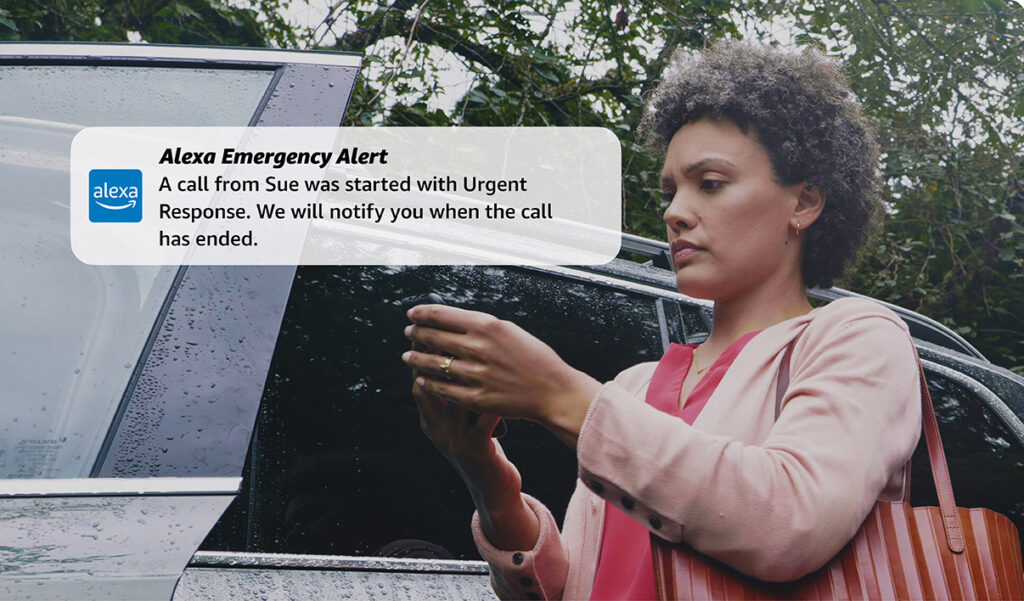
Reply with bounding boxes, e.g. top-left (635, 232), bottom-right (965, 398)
top-left (662, 192), bottom-right (697, 231)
